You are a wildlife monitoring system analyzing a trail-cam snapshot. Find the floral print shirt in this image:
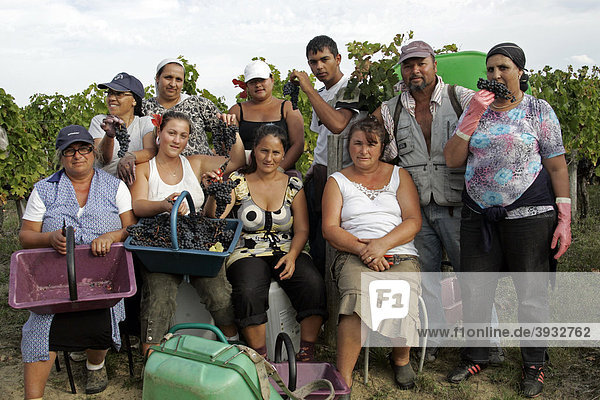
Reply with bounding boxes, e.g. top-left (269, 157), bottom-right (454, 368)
top-left (464, 94), bottom-right (565, 218)
top-left (142, 94), bottom-right (221, 156)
